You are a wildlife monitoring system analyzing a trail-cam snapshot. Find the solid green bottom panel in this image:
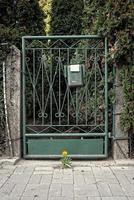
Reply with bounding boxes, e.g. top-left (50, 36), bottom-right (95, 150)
top-left (26, 138), bottom-right (104, 155)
